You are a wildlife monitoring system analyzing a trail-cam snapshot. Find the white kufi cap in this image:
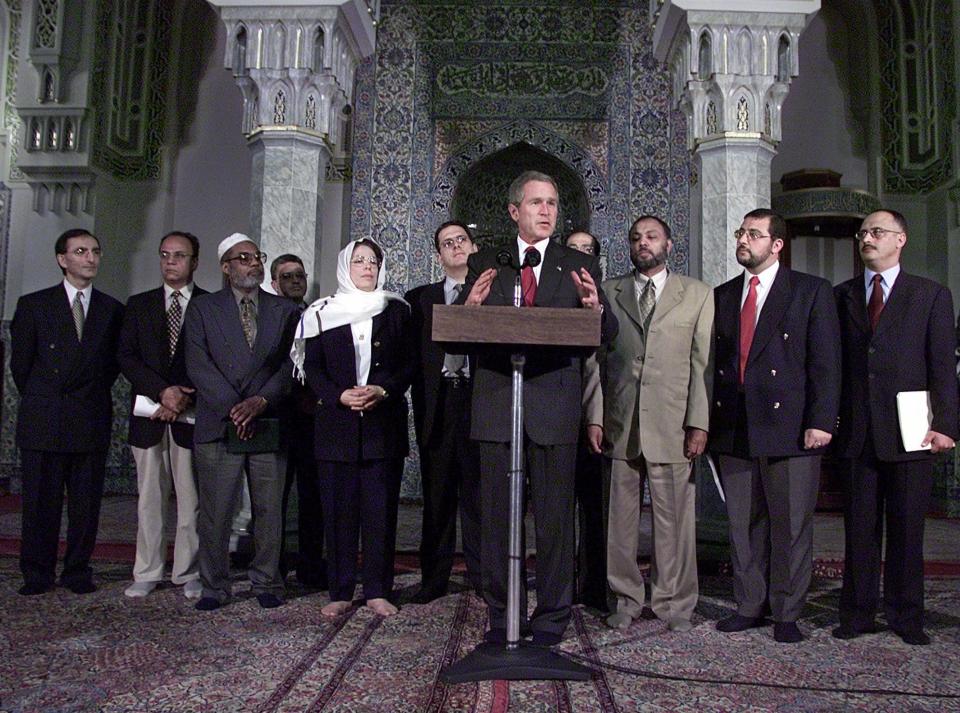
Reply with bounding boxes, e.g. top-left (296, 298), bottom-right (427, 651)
top-left (218, 232), bottom-right (256, 261)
